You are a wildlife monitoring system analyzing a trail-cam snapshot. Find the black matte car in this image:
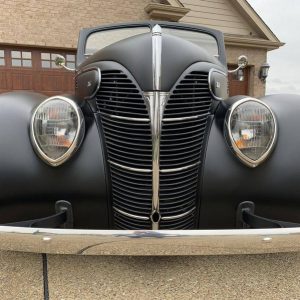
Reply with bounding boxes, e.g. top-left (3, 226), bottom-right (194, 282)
top-left (0, 22), bottom-right (299, 255)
